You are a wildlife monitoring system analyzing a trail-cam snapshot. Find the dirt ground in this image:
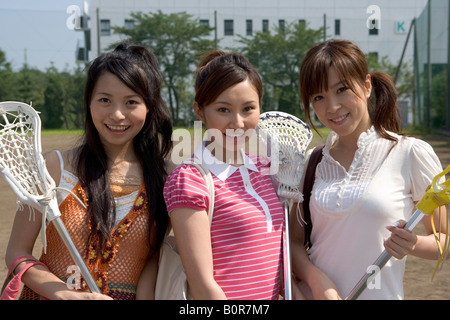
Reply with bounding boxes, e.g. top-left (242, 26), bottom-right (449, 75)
top-left (0, 131), bottom-right (449, 300)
